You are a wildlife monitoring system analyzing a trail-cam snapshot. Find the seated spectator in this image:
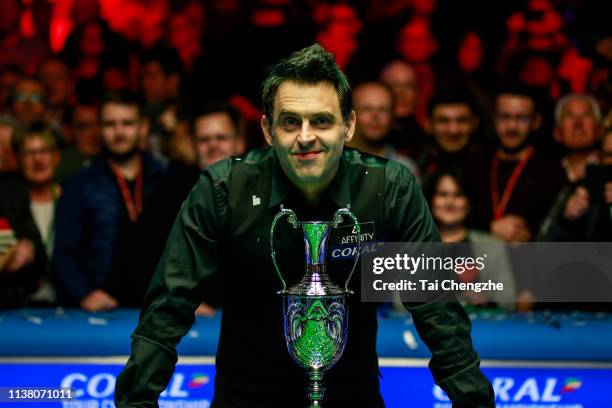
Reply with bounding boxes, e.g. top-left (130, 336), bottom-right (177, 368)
top-left (555, 94), bottom-right (602, 183)
top-left (538, 94), bottom-right (603, 241)
top-left (466, 85), bottom-right (565, 242)
top-left (55, 102), bottom-right (101, 181)
top-left (0, 115), bottom-right (18, 172)
top-left (38, 57), bottom-right (74, 129)
top-left (139, 103), bottom-right (246, 316)
top-left (11, 77), bottom-right (47, 127)
top-left (0, 64), bottom-right (22, 112)
top-left (349, 81), bottom-right (419, 180)
top-left (540, 126), bottom-right (611, 241)
top-left (419, 88), bottom-right (484, 188)
top-left (0, 171), bottom-right (42, 308)
top-left (139, 44), bottom-right (183, 164)
top-left (425, 169), bottom-right (516, 310)
top-left (53, 93), bottom-right (166, 311)
top-left (380, 60), bottom-right (427, 158)
top-left (13, 124), bottom-right (61, 304)
top-left (395, 19), bottom-right (438, 126)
